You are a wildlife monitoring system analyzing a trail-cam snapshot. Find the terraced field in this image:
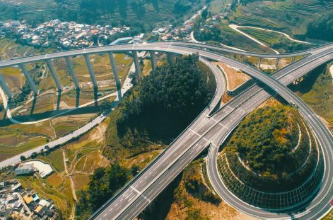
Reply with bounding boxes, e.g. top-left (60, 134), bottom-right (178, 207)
top-left (229, 0), bottom-right (333, 38)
